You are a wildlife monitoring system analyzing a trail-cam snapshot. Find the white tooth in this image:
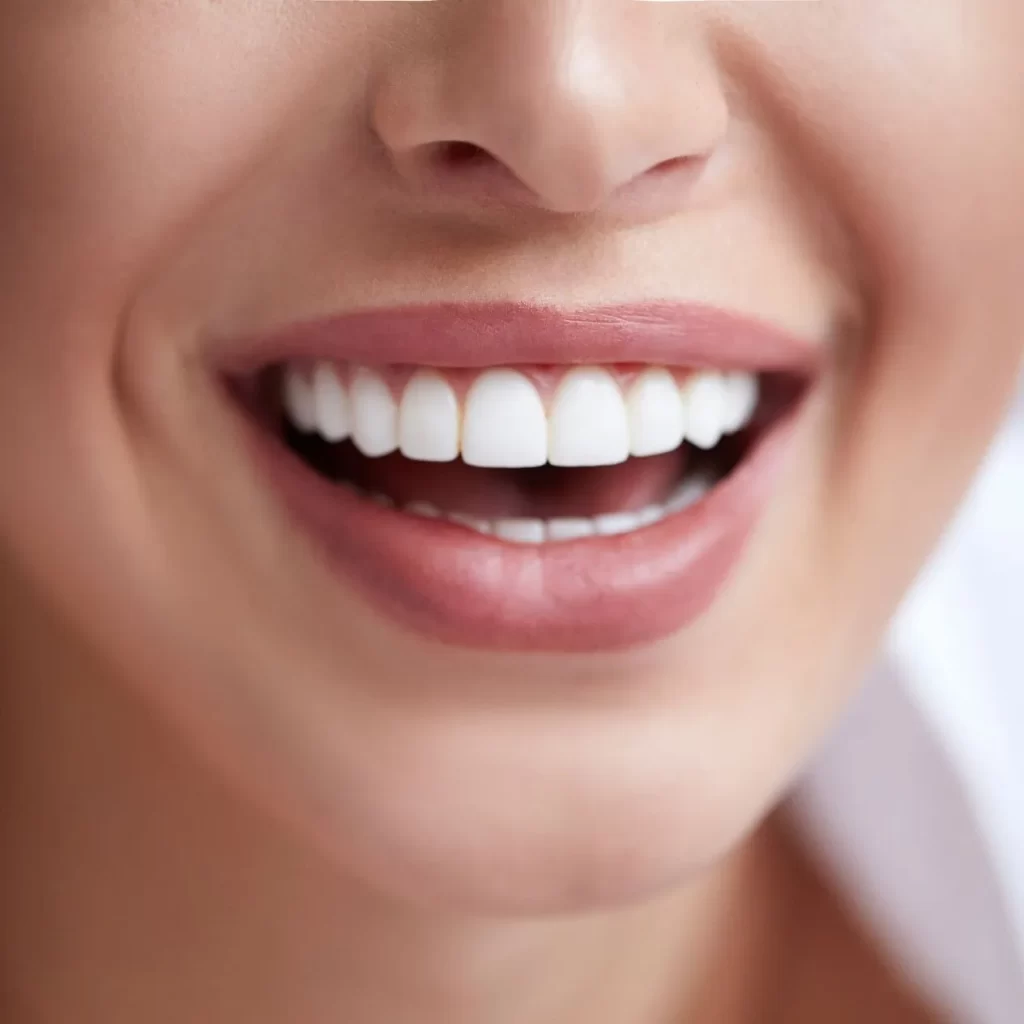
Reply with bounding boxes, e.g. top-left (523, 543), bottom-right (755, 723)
top-left (282, 367), bottom-right (318, 434)
top-left (546, 518), bottom-right (597, 542)
top-left (627, 369), bottom-right (686, 457)
top-left (594, 510), bottom-right (645, 536)
top-left (549, 368), bottom-right (630, 467)
top-left (351, 367), bottom-right (399, 457)
top-left (399, 372), bottom-right (460, 462)
top-left (682, 372), bottom-right (728, 451)
top-left (405, 501), bottom-right (441, 519)
top-left (311, 363), bottom-right (352, 442)
top-left (493, 518), bottom-right (547, 544)
top-left (462, 370), bottom-right (548, 469)
top-left (722, 372), bottom-right (760, 434)
top-left (665, 475), bottom-right (713, 513)
top-left (447, 512), bottom-right (493, 536)
top-left (637, 505), bottom-right (666, 526)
